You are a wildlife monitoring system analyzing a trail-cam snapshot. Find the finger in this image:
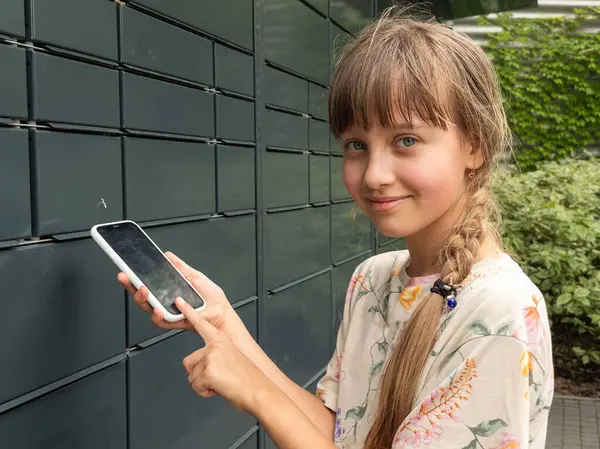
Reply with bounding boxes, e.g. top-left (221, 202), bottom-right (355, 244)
top-left (165, 252), bottom-right (200, 281)
top-left (132, 286), bottom-right (154, 314)
top-left (182, 348), bottom-right (207, 375)
top-left (117, 273), bottom-right (137, 296)
top-left (150, 309), bottom-right (188, 330)
top-left (166, 252), bottom-right (222, 297)
top-left (189, 366), bottom-right (215, 398)
top-left (175, 297), bottom-right (219, 342)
